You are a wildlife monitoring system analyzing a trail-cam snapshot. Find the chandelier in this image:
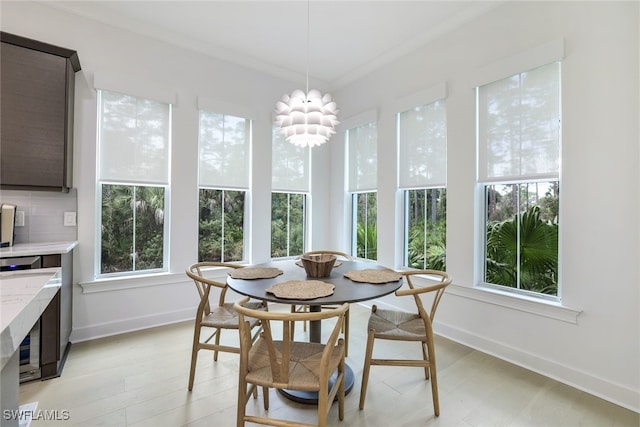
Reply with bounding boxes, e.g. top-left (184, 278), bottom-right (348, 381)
top-left (273, 1), bottom-right (339, 148)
